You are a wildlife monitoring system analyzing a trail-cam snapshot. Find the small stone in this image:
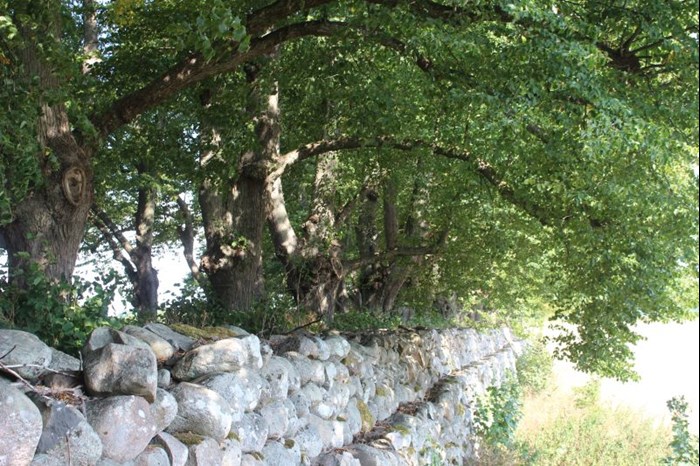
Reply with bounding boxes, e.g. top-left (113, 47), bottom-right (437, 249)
top-left (122, 325), bottom-right (176, 362)
top-left (185, 437), bottom-right (223, 466)
top-left (151, 388), bottom-right (178, 432)
top-left (131, 446), bottom-right (170, 466)
top-left (172, 337), bottom-right (262, 381)
top-left (153, 432), bottom-right (188, 466)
